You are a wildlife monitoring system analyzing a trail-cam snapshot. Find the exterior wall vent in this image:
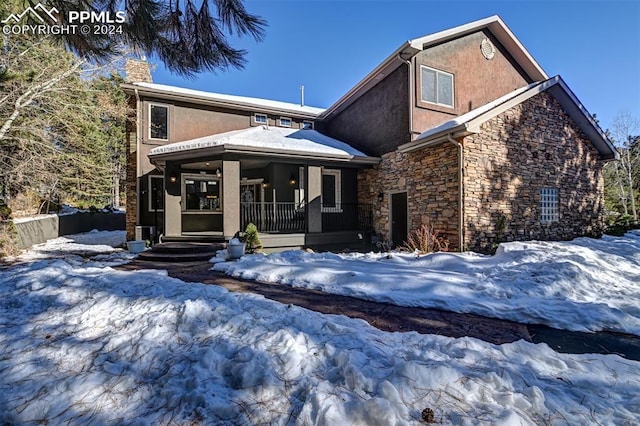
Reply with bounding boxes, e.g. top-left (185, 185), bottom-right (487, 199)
top-left (480, 38), bottom-right (495, 60)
